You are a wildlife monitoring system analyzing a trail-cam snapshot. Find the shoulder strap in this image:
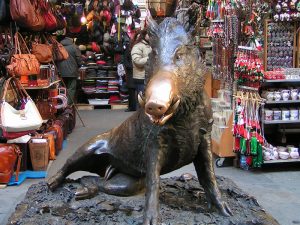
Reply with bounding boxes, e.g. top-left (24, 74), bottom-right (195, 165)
top-left (13, 145), bottom-right (22, 182)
